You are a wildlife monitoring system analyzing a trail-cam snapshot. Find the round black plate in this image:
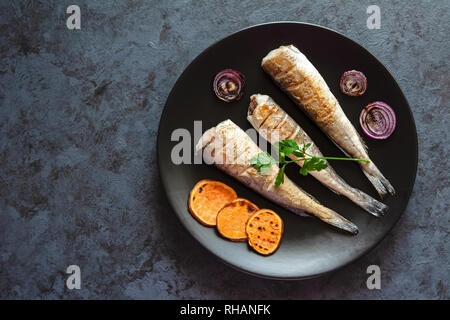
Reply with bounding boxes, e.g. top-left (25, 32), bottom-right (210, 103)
top-left (157, 22), bottom-right (418, 279)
